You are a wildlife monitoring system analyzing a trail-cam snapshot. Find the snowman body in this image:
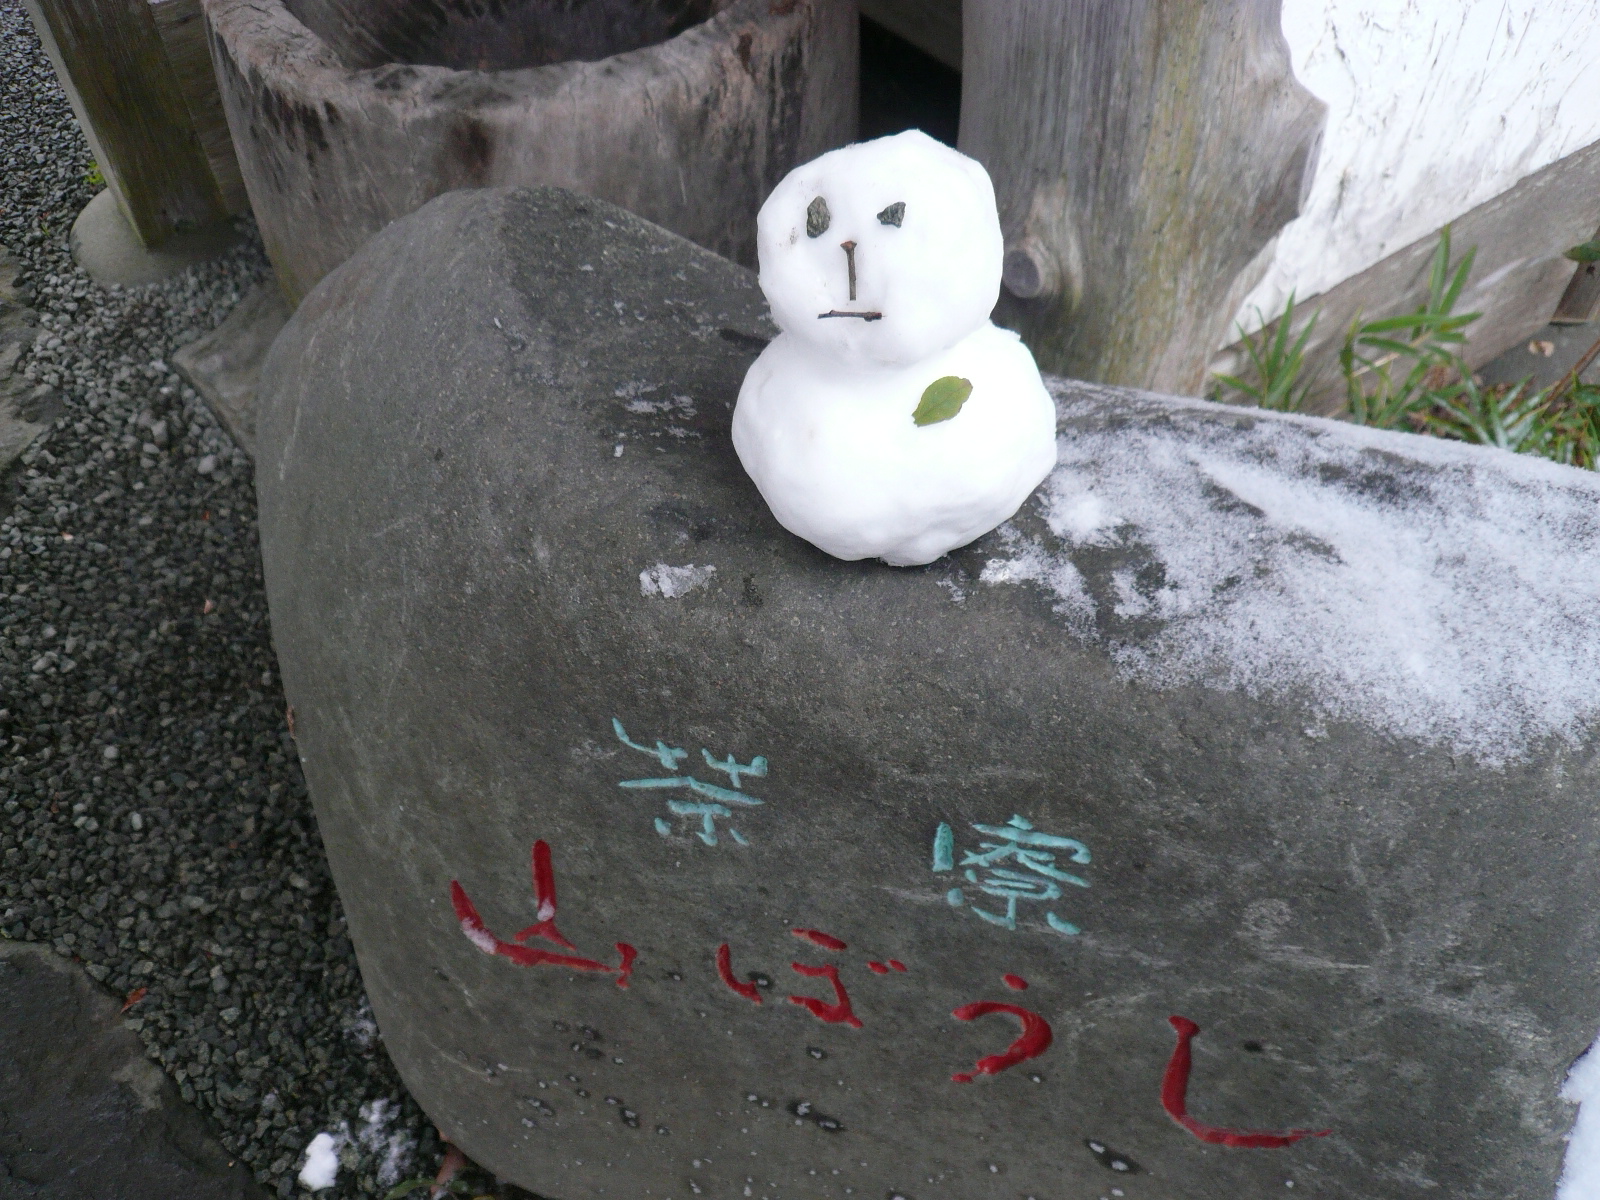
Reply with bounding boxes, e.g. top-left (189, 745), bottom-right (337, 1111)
top-left (732, 130), bottom-right (1057, 567)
